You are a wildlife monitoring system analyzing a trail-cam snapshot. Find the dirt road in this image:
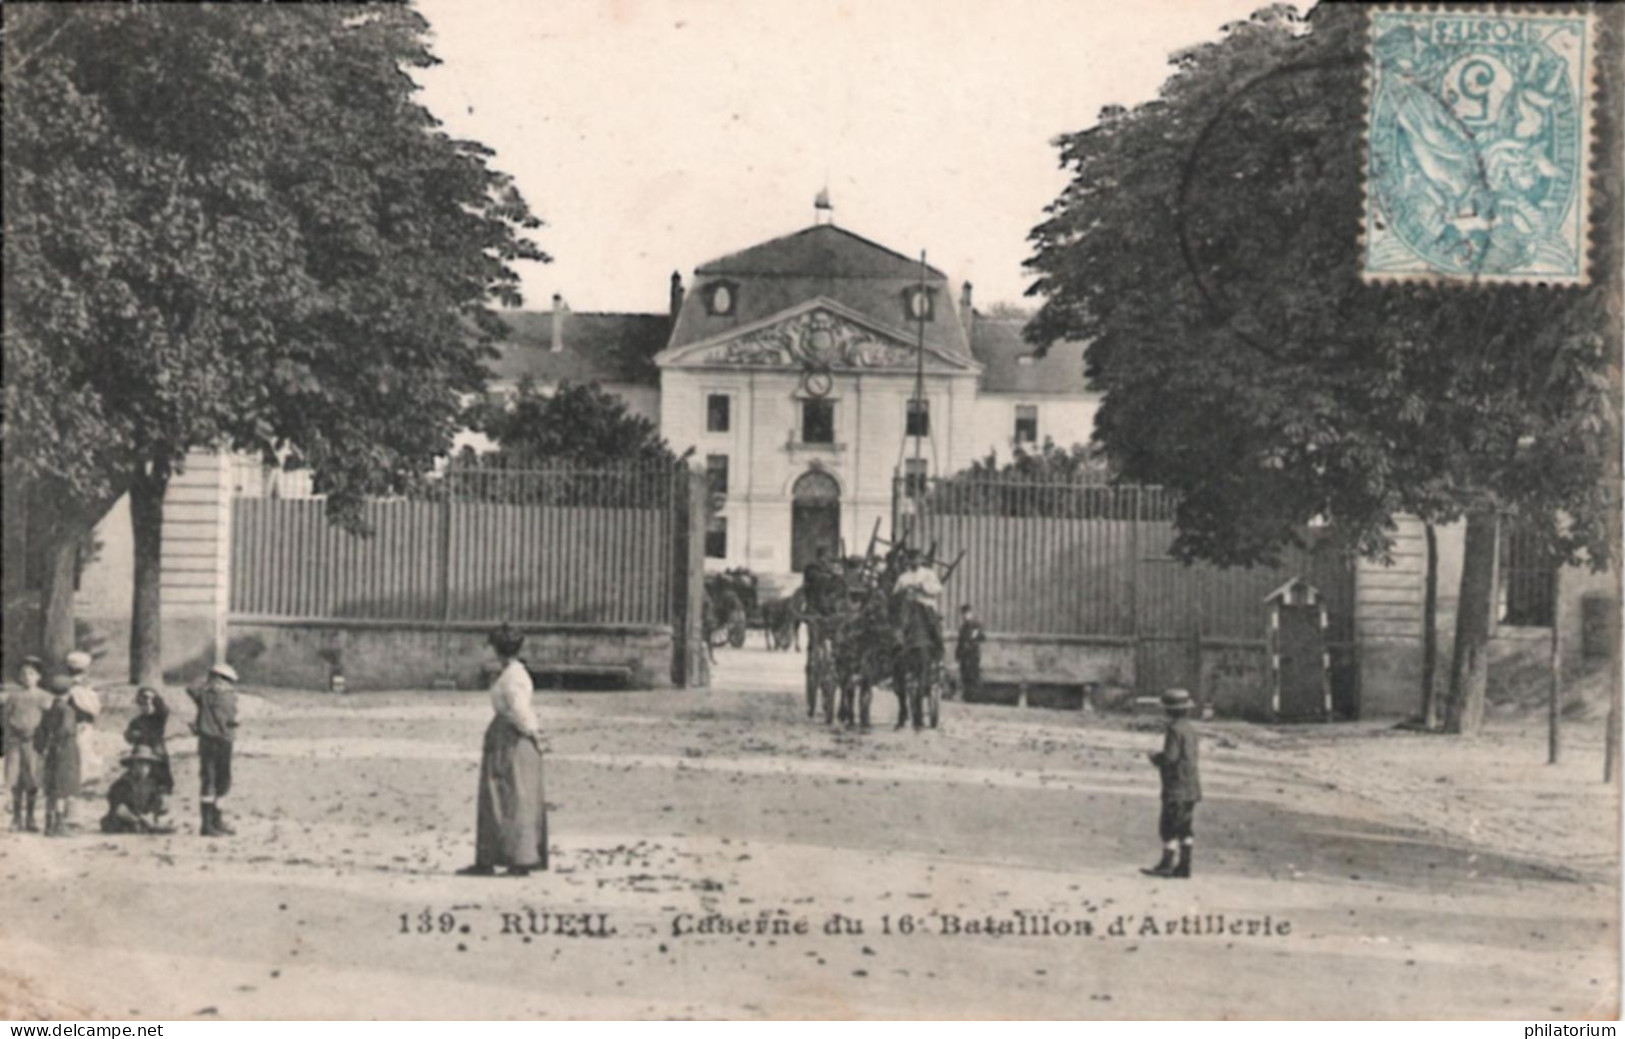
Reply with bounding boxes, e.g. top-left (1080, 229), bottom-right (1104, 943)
top-left (2, 647), bottom-right (1617, 1019)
